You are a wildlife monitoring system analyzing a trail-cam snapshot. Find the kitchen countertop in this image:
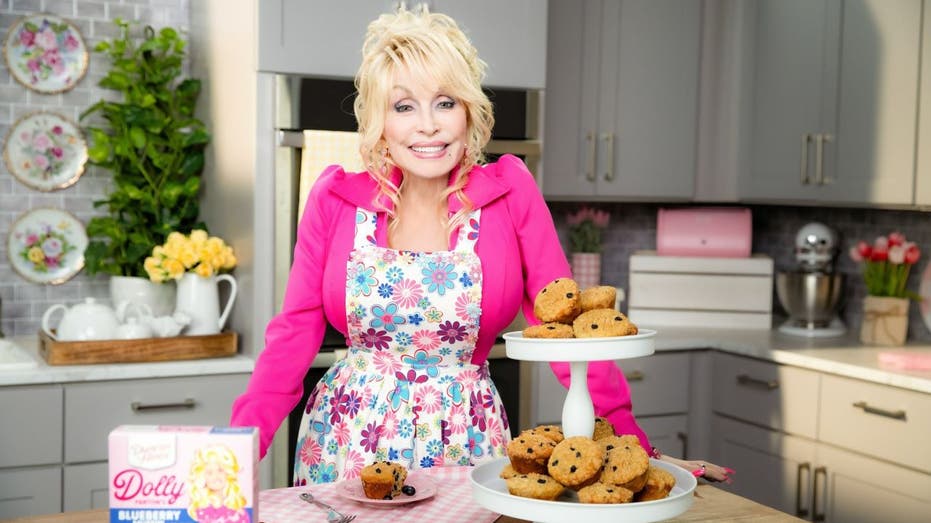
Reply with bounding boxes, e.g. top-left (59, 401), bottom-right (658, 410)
top-left (3, 484), bottom-right (804, 523)
top-left (2, 327), bottom-right (930, 394)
